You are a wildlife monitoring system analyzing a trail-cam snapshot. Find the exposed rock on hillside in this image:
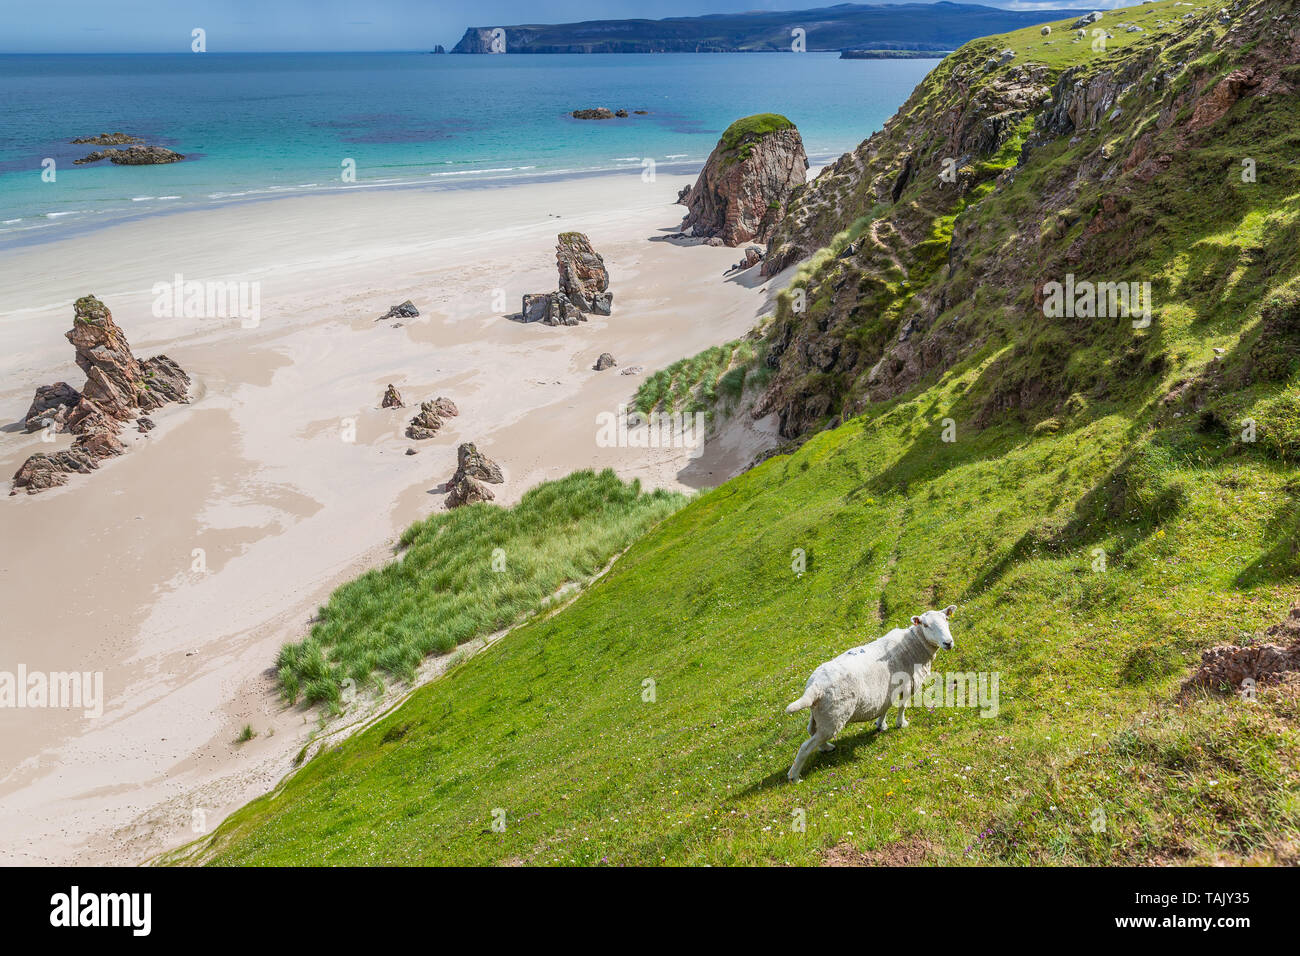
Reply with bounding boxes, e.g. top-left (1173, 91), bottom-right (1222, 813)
top-left (1181, 601), bottom-right (1300, 696)
top-left (749, 0), bottom-right (1299, 441)
top-left (445, 475), bottom-right (494, 508)
top-left (12, 296), bottom-right (189, 494)
top-left (679, 114), bottom-right (808, 247)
